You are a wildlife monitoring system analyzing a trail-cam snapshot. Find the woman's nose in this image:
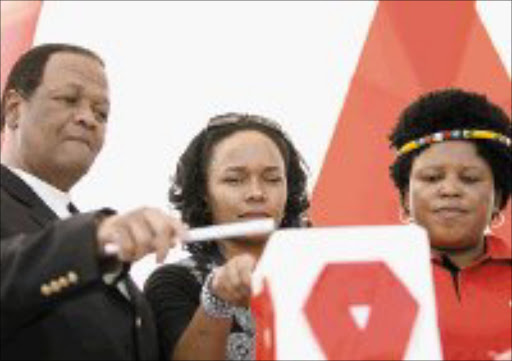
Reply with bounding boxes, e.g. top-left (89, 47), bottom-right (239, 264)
top-left (439, 176), bottom-right (463, 197)
top-left (246, 179), bottom-right (266, 202)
